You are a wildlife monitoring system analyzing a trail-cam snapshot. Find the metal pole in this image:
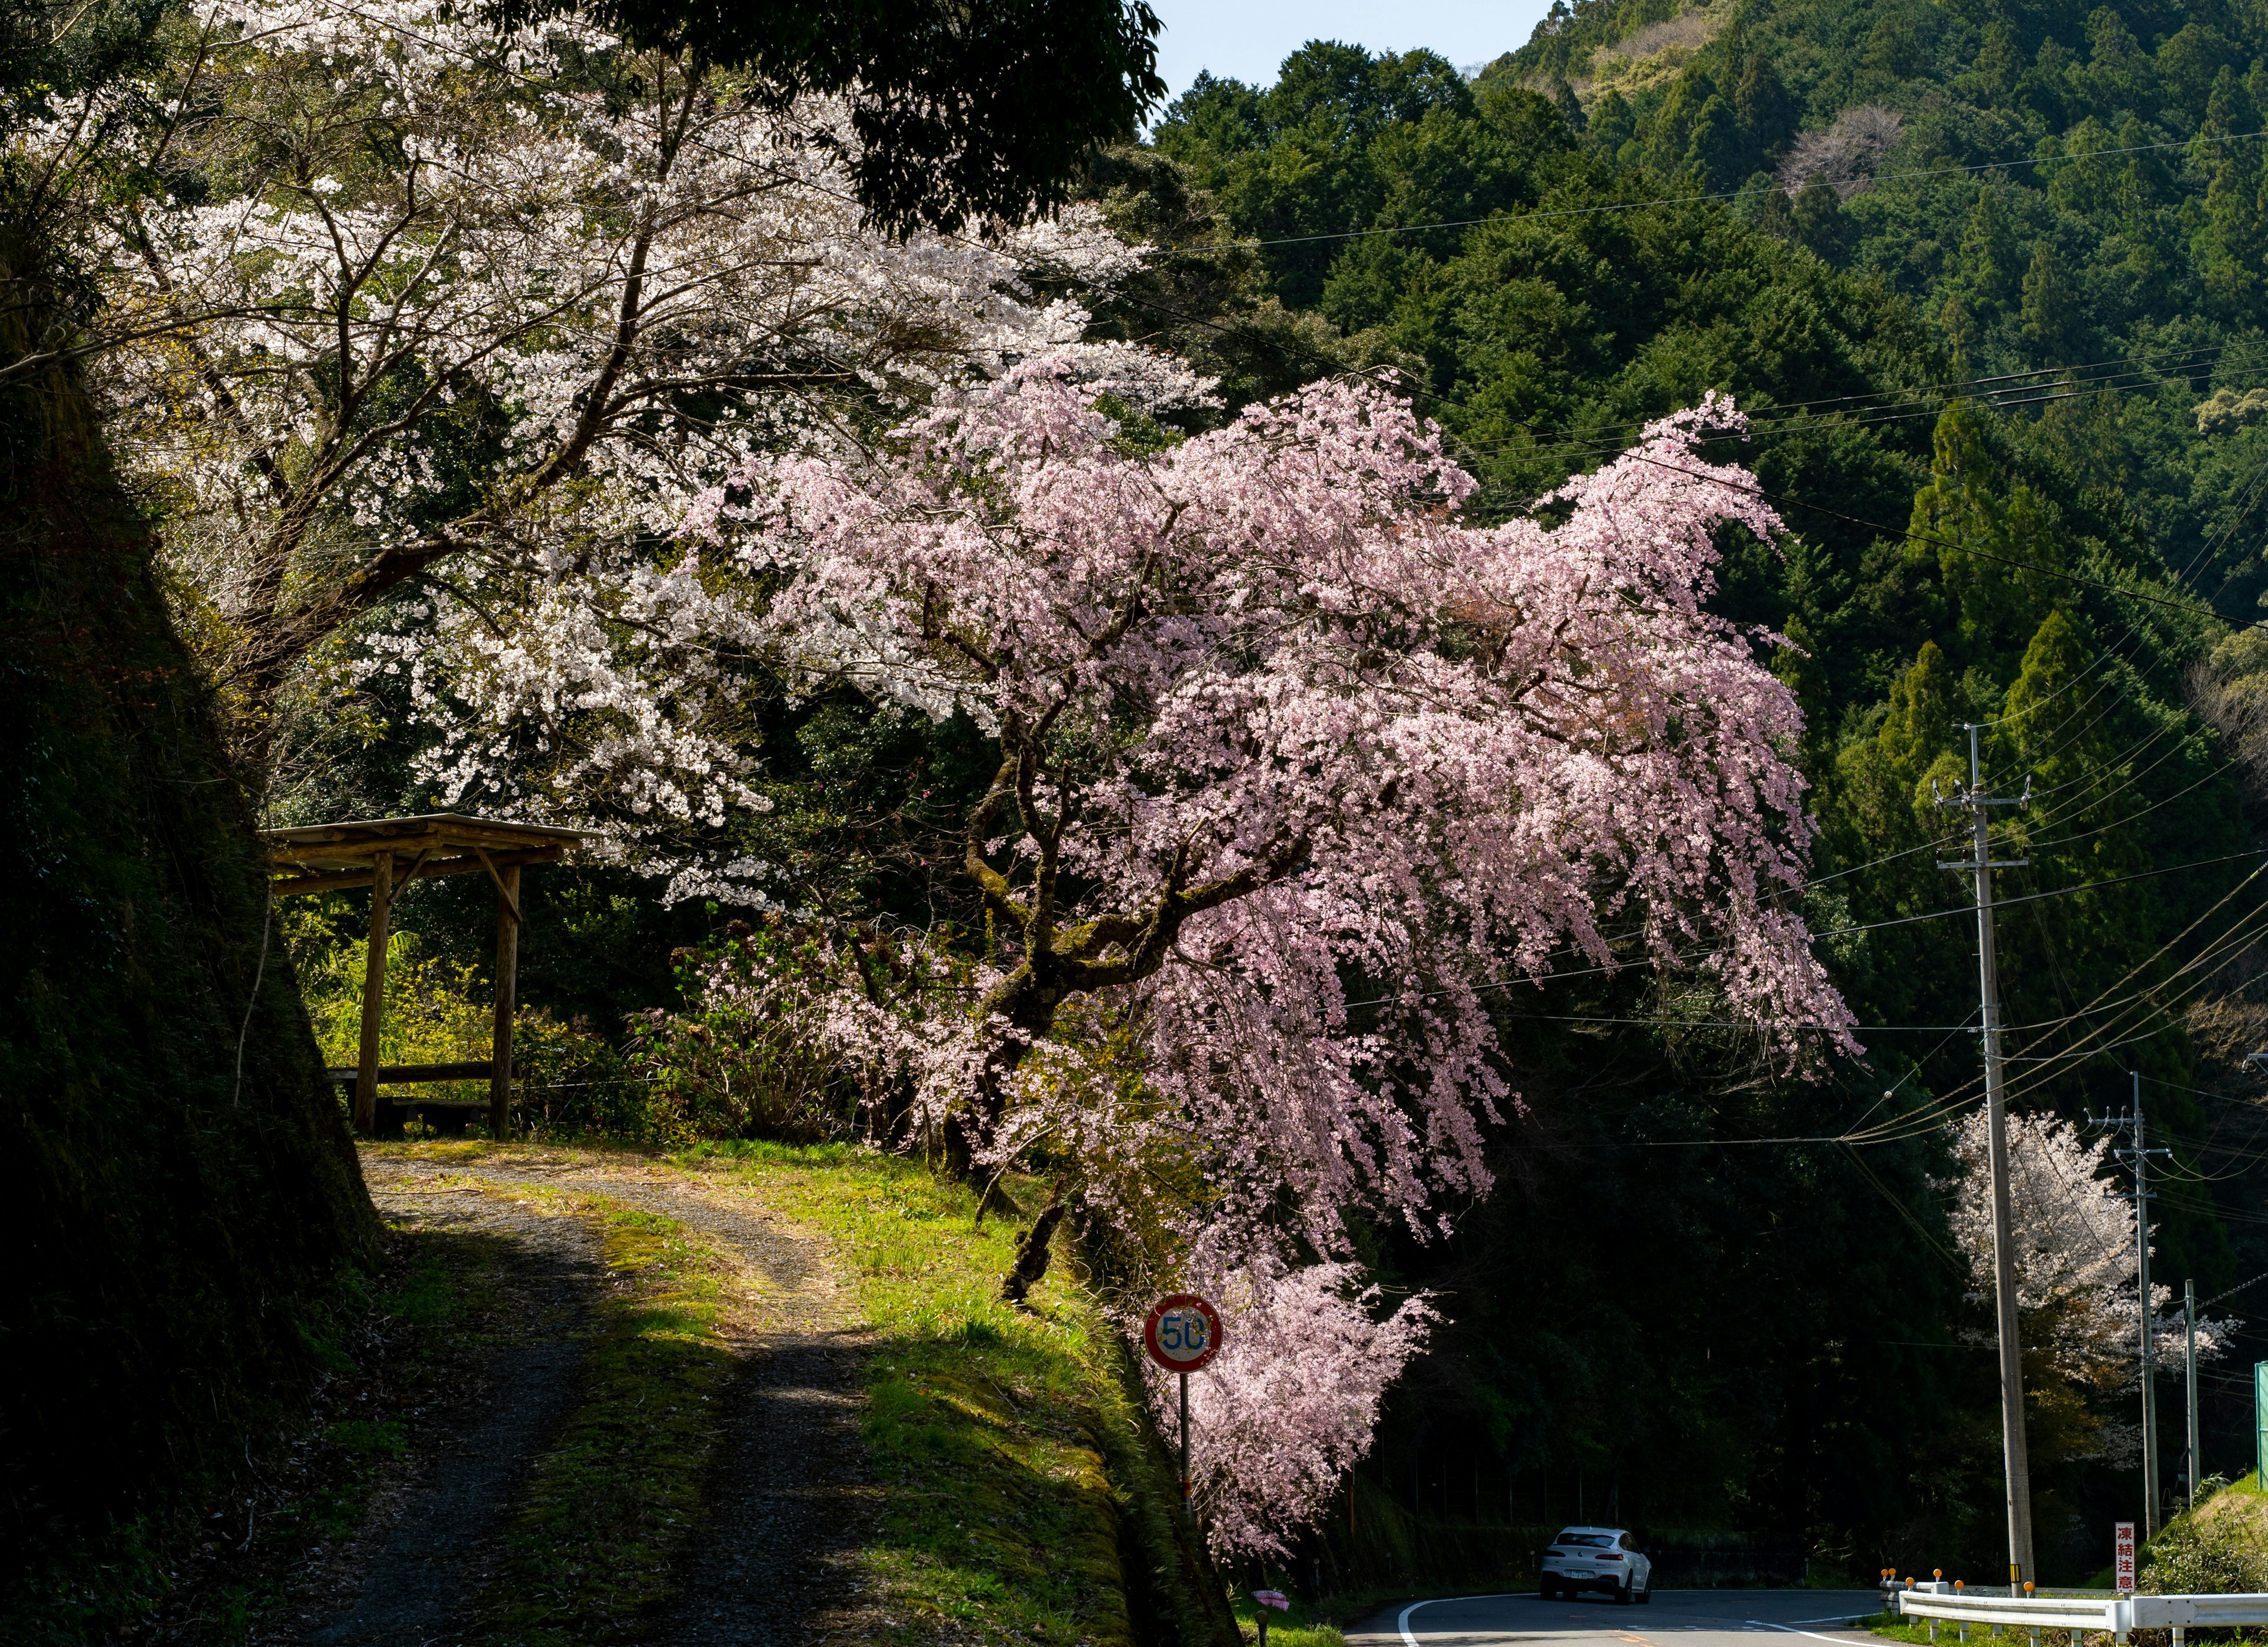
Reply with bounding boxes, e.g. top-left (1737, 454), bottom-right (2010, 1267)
top-left (2186, 1279), bottom-right (2199, 1512)
top-left (1964, 724), bottom-right (2038, 1591)
top-left (1179, 1370), bottom-right (1190, 1506)
top-left (2137, 1072), bottom-right (2160, 1538)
